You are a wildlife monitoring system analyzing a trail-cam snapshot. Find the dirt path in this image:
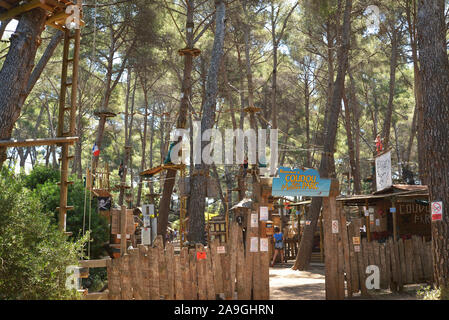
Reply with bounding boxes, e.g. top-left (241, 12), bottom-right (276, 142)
top-left (269, 262), bottom-right (326, 300)
top-left (269, 261), bottom-right (421, 300)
